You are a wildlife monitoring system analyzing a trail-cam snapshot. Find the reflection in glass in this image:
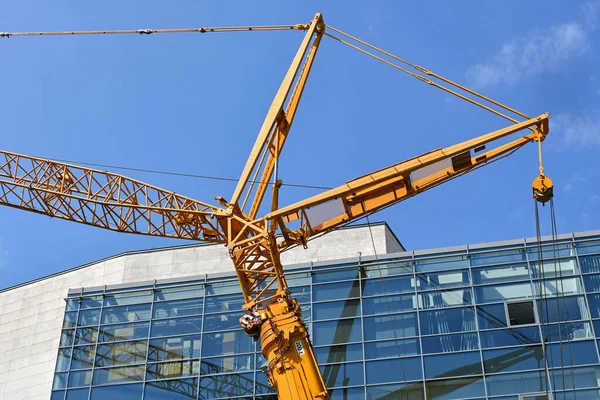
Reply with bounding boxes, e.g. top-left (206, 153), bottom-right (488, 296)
top-left (362, 294), bottom-right (416, 315)
top-left (421, 332), bottom-right (478, 354)
top-left (68, 370), bottom-right (92, 388)
top-left (201, 330), bottom-right (254, 357)
top-left (363, 261), bottom-right (414, 278)
top-left (151, 316), bottom-right (202, 337)
top-left (56, 348), bottom-right (72, 371)
top-left (531, 258), bottom-right (579, 279)
top-left (95, 341), bottom-right (147, 367)
top-left (205, 280), bottom-right (240, 296)
top-left (424, 351), bottom-right (482, 378)
top-left (204, 293), bottom-right (244, 314)
top-left (314, 318), bottom-right (362, 345)
top-left (477, 303), bottom-right (508, 329)
top-left (75, 327), bottom-right (98, 345)
top-left (549, 365), bottom-right (600, 391)
top-left (580, 254), bottom-right (600, 272)
top-left (203, 311), bottom-right (242, 332)
top-left (583, 273), bottom-right (600, 293)
top-left (472, 263), bottom-right (529, 285)
top-left (542, 321), bottom-right (593, 342)
top-left (71, 346), bottom-right (95, 370)
top-left (63, 312), bottom-right (77, 329)
top-left (470, 248), bottom-right (525, 267)
top-left (103, 291), bottom-right (152, 307)
top-left (154, 285), bottom-right (203, 301)
top-left (144, 378), bottom-right (198, 399)
top-left (315, 343), bottom-right (363, 364)
top-left (366, 357), bottom-right (422, 383)
top-left (147, 360), bottom-right (199, 380)
top-left (362, 275), bottom-right (414, 297)
top-left (486, 370), bottom-right (547, 396)
top-left (366, 382), bottom-right (425, 400)
top-left (321, 361), bottom-right (364, 388)
top-left (313, 280), bottom-right (360, 302)
top-left (577, 241), bottom-right (600, 256)
top-left (364, 338), bottom-right (420, 359)
top-left (80, 296), bottom-right (102, 309)
top-left (153, 298), bottom-right (203, 319)
top-left (417, 269), bottom-right (469, 290)
top-left (148, 335), bottom-right (201, 361)
top-left (483, 346), bottom-right (544, 373)
top-left (92, 365), bottom-right (145, 385)
top-left (314, 299), bottom-right (360, 321)
top-left (328, 387), bottom-right (365, 400)
top-left (418, 288), bottom-right (472, 309)
top-left (479, 326), bottom-right (541, 348)
top-left (77, 309), bottom-right (100, 327)
top-left (426, 376), bottom-right (486, 400)
top-left (419, 307), bottom-right (475, 335)
top-left (547, 340), bottom-right (598, 368)
top-left (201, 354), bottom-right (254, 374)
top-left (199, 373), bottom-right (254, 398)
top-left (53, 373), bottom-right (67, 390)
top-left (415, 255), bottom-right (467, 272)
top-left (90, 383), bottom-right (143, 400)
top-left (475, 282), bottom-right (533, 303)
top-left (313, 267), bottom-right (360, 283)
top-left (363, 313), bottom-right (417, 341)
top-left (536, 277), bottom-right (584, 297)
top-left (99, 322), bottom-right (149, 342)
top-left (60, 329), bottom-right (75, 347)
top-left (102, 303), bottom-right (151, 324)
